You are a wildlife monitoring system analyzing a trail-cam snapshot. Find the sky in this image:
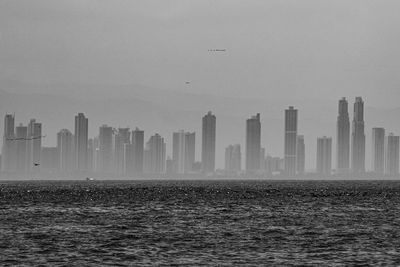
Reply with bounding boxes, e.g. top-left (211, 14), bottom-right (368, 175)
top-left (1, 0), bottom-right (400, 170)
top-left (1, 0), bottom-right (400, 106)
